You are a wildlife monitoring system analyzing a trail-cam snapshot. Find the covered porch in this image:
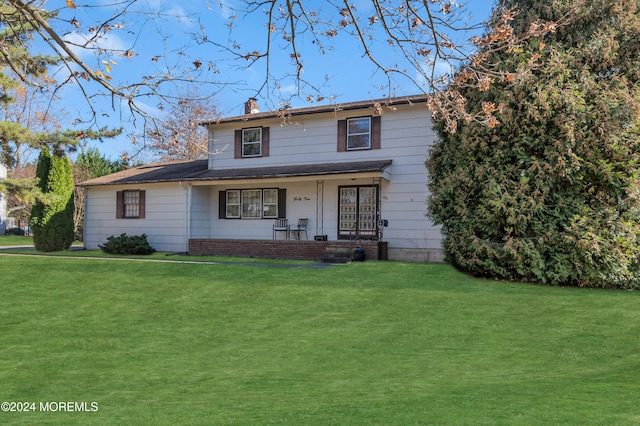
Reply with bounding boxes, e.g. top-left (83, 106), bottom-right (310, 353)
top-left (184, 160), bottom-right (393, 257)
